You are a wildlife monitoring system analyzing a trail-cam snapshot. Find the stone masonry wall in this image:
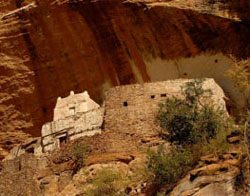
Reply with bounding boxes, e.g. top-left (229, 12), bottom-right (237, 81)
top-left (42, 108), bottom-right (104, 152)
top-left (104, 78), bottom-right (227, 135)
